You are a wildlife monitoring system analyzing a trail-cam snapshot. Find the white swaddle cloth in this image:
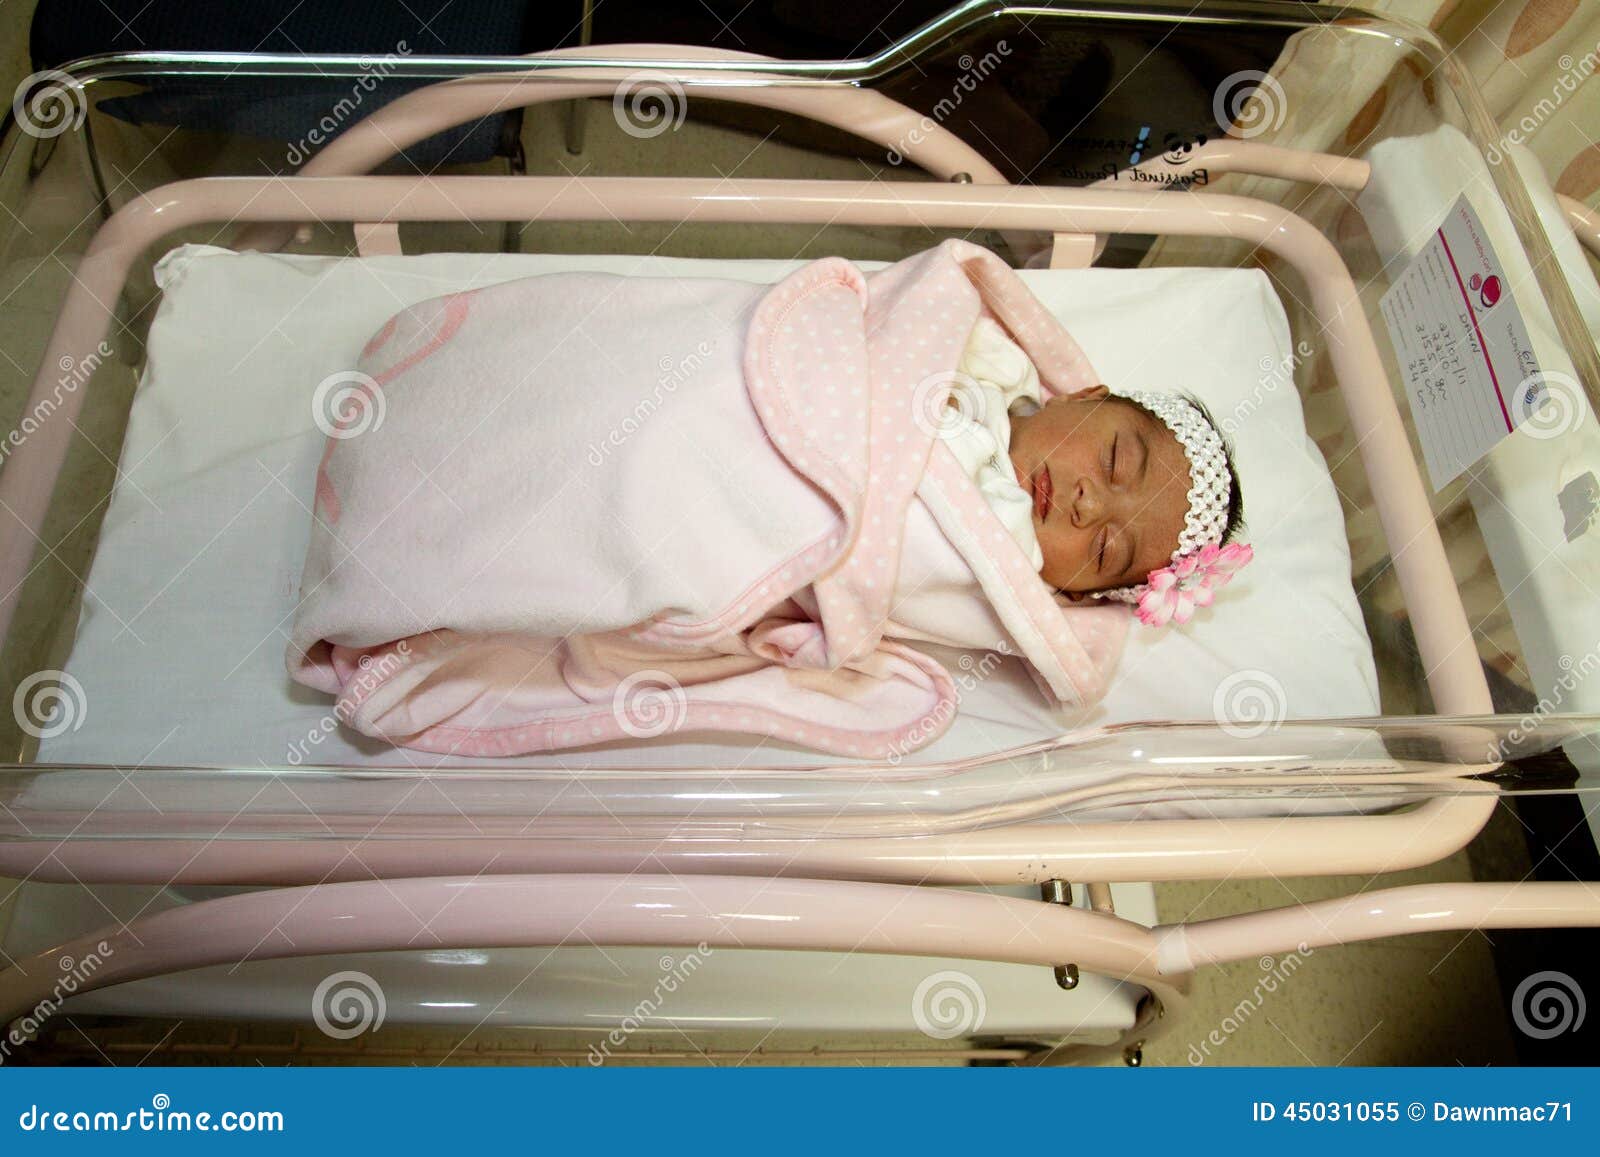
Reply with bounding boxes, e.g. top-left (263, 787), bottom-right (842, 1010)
top-left (945, 316), bottom-right (1046, 570)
